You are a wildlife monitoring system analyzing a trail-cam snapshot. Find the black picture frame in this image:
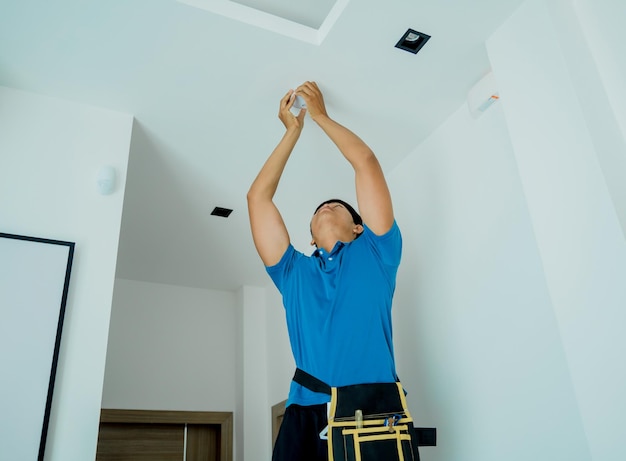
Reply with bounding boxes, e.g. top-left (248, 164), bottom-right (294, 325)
top-left (0, 233), bottom-right (75, 461)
